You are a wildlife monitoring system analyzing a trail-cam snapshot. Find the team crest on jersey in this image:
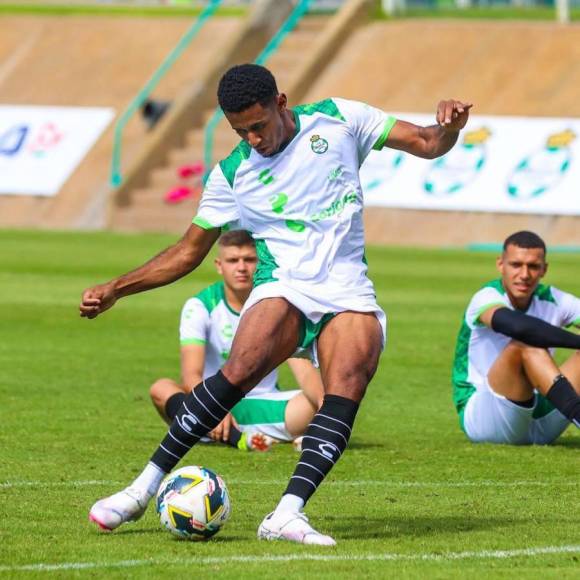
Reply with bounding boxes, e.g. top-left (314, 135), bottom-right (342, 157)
top-left (310, 134), bottom-right (328, 154)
